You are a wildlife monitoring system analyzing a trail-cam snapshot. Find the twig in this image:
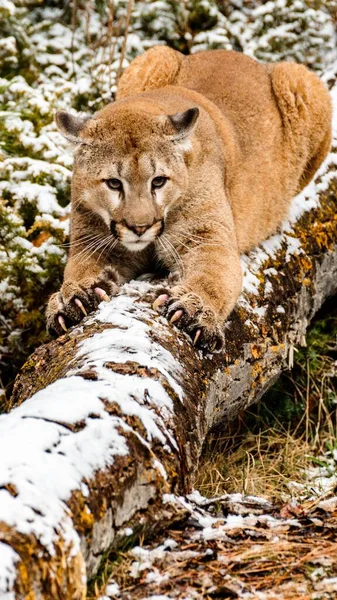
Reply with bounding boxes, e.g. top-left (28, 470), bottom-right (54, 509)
top-left (116, 0), bottom-right (133, 86)
top-left (71, 0), bottom-right (78, 80)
